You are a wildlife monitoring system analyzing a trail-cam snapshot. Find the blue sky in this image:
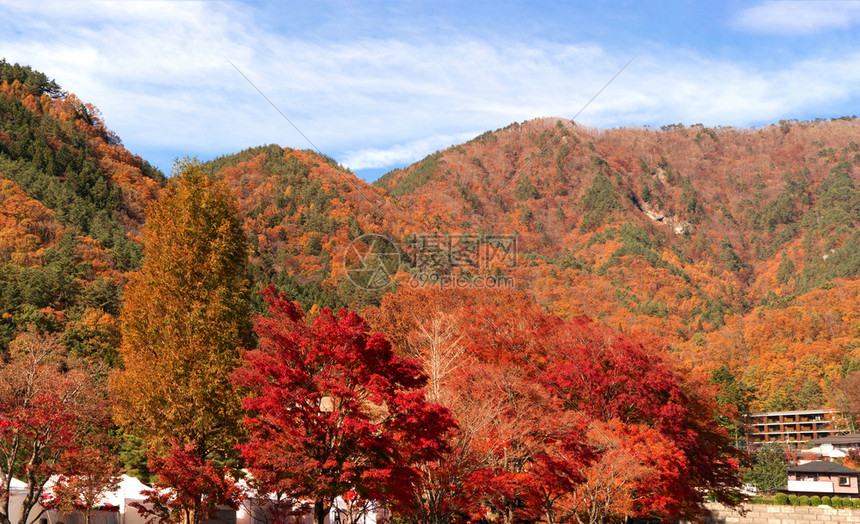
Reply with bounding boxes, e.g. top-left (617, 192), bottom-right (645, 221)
top-left (2, 1), bottom-right (860, 181)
